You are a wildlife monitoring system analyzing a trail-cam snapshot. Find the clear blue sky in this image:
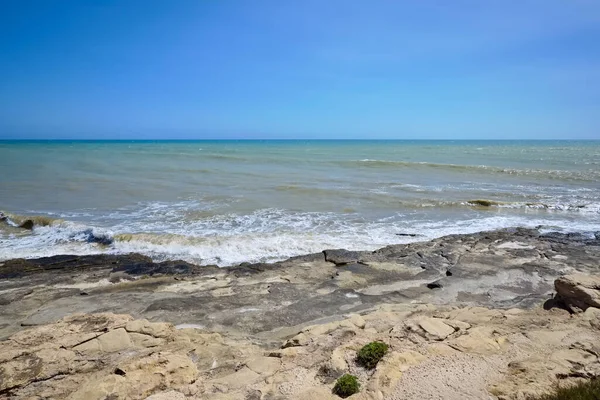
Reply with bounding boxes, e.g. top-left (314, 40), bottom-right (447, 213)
top-left (1, 1), bottom-right (599, 140)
